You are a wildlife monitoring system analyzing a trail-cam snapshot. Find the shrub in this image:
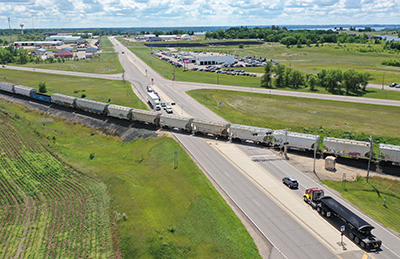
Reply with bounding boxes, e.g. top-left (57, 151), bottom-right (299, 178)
top-left (38, 82), bottom-right (47, 93)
